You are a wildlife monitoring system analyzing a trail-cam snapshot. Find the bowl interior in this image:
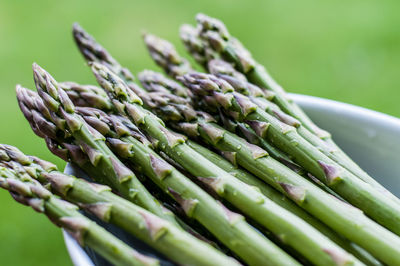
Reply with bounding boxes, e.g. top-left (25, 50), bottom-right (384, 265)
top-left (293, 94), bottom-right (400, 196)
